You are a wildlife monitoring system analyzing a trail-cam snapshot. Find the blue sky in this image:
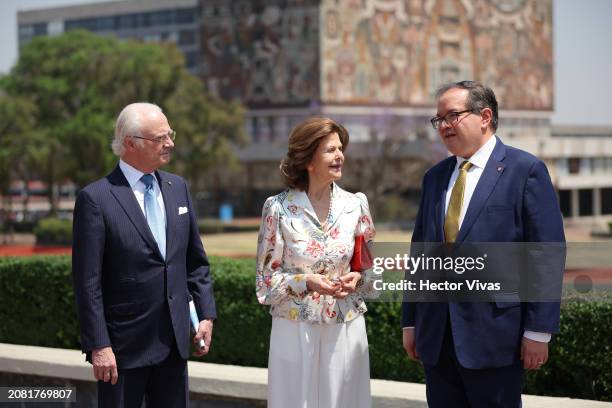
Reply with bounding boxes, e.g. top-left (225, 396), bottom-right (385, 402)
top-left (1, 0), bottom-right (611, 126)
